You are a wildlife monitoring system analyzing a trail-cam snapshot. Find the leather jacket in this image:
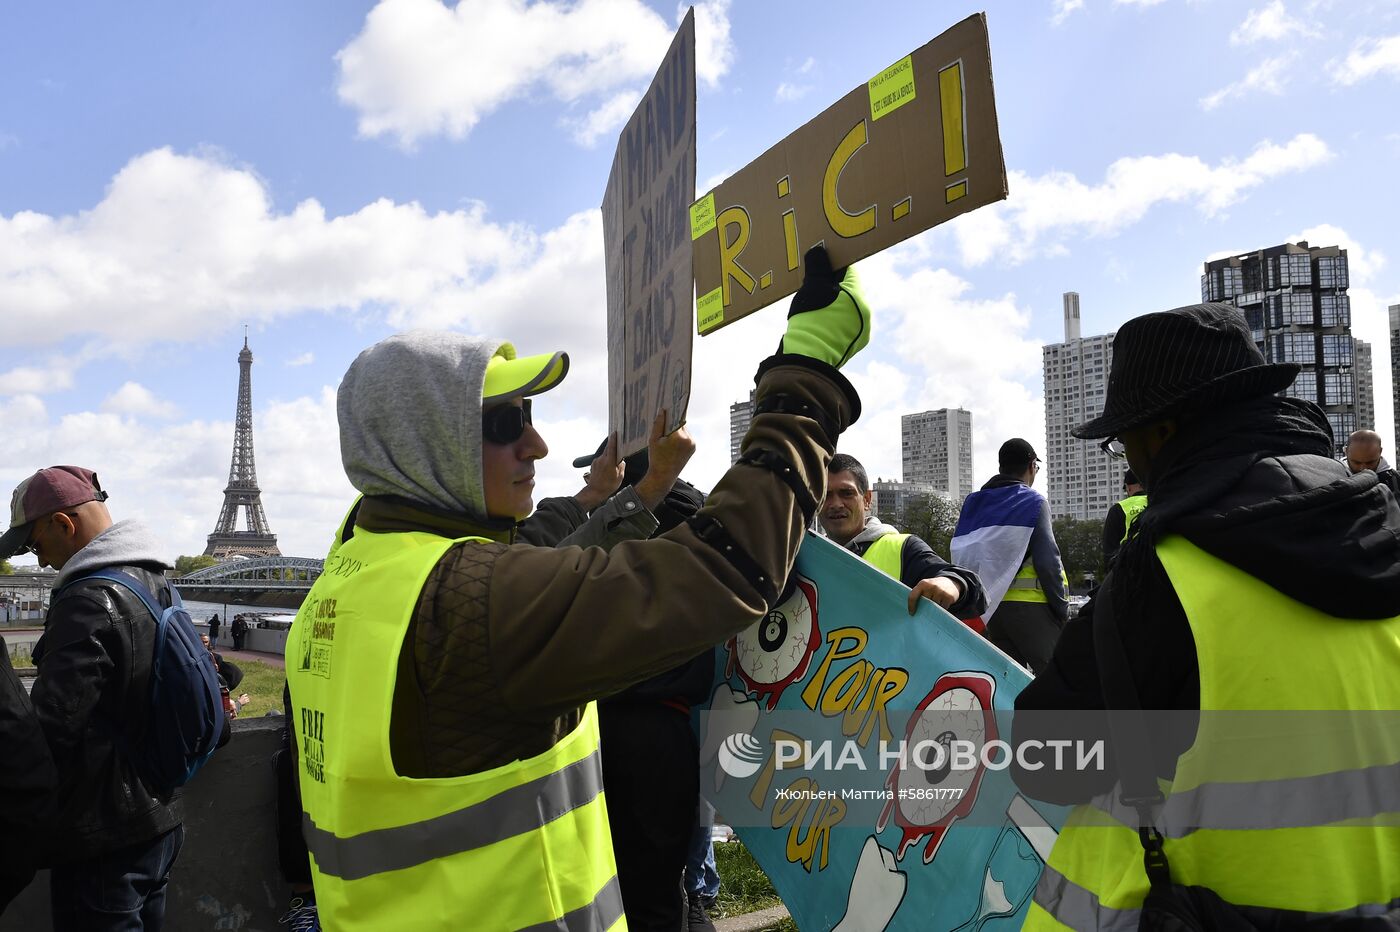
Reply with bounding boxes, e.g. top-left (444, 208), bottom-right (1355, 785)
top-left (30, 563), bottom-right (181, 863)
